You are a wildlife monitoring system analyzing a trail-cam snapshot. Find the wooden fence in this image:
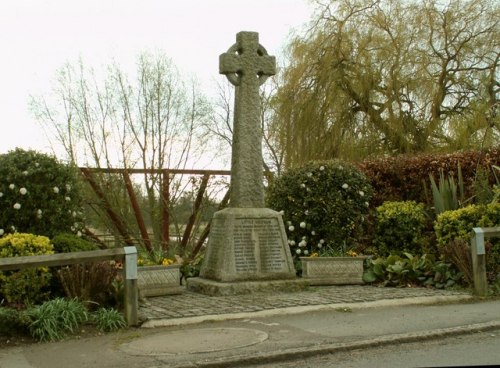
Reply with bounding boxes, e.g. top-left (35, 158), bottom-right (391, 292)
top-left (0, 247), bottom-right (139, 326)
top-left (80, 167), bottom-right (231, 259)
